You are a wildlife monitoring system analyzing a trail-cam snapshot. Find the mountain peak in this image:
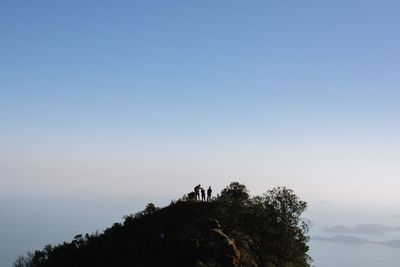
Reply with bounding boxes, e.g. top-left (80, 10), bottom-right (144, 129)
top-left (14, 182), bottom-right (311, 267)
